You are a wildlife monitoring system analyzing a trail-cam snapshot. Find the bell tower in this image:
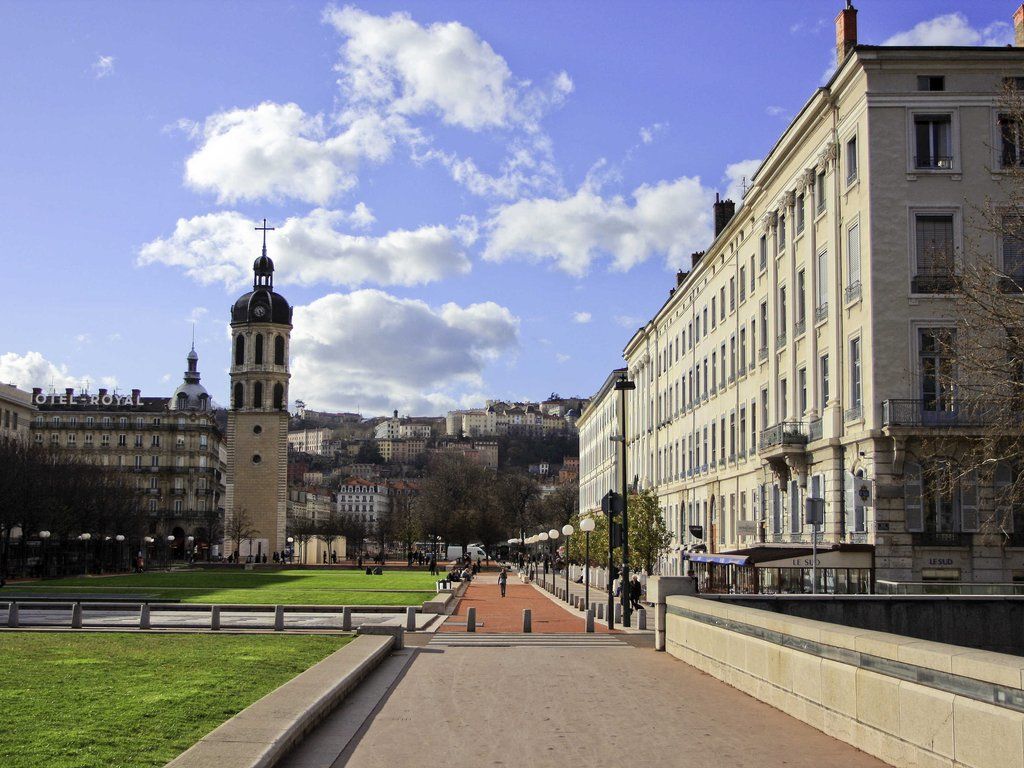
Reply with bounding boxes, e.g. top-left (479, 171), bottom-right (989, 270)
top-left (224, 220), bottom-right (292, 558)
